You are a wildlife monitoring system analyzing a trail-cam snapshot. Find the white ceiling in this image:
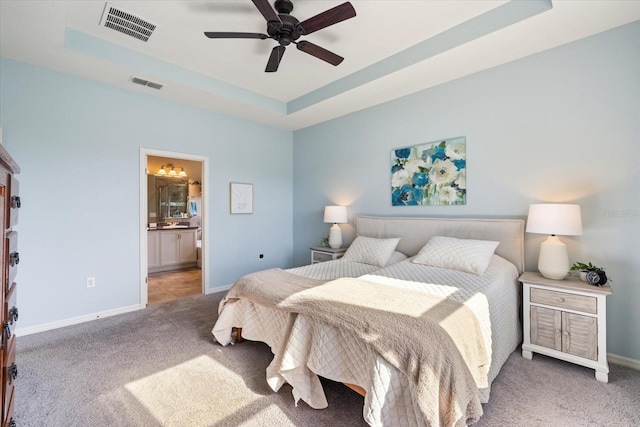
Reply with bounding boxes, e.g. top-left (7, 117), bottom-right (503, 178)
top-left (1, 1), bottom-right (639, 130)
